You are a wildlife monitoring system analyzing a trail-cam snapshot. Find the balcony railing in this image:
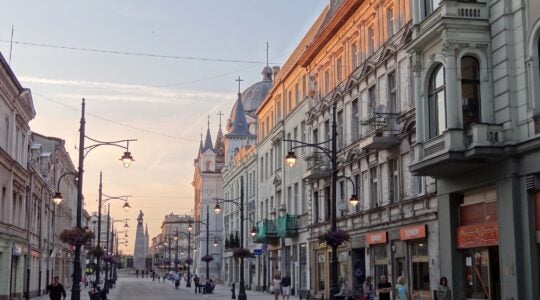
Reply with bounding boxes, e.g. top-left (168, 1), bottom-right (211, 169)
top-left (303, 152), bottom-right (331, 179)
top-left (255, 219), bottom-right (279, 243)
top-left (277, 214), bottom-right (298, 238)
top-left (358, 112), bottom-right (400, 149)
